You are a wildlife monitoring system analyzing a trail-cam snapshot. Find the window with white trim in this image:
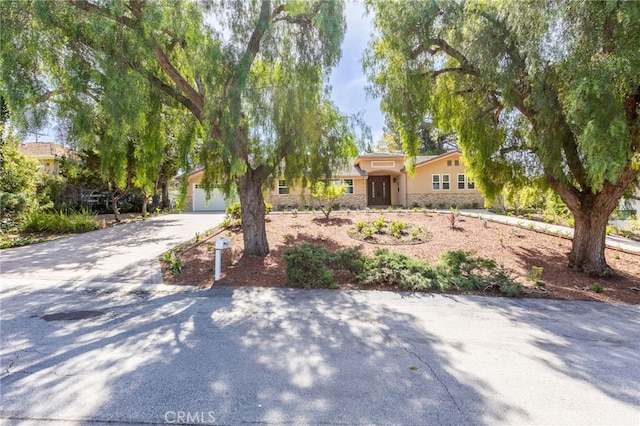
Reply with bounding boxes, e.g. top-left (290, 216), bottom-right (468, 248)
top-left (432, 174), bottom-right (440, 190)
top-left (468, 178), bottom-right (476, 190)
top-left (278, 180), bottom-right (289, 195)
top-left (330, 179), bottom-right (341, 186)
top-left (442, 174), bottom-right (450, 190)
top-left (343, 179), bottom-right (354, 194)
top-left (458, 174), bottom-right (466, 190)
